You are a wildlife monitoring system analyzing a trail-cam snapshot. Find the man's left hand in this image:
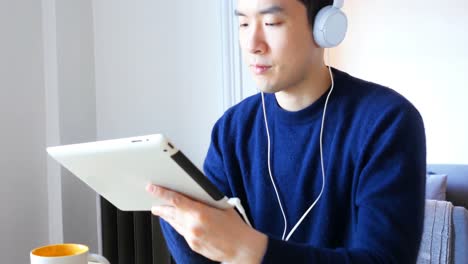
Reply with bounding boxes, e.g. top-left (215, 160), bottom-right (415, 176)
top-left (146, 184), bottom-right (267, 264)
